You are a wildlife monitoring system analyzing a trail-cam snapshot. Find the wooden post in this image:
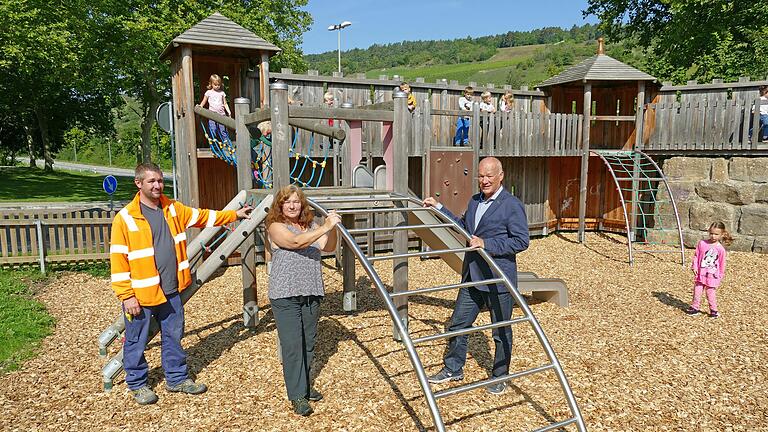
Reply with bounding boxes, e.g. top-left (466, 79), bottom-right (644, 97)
top-left (578, 83), bottom-right (592, 243)
top-left (342, 213), bottom-right (357, 312)
top-left (392, 91), bottom-right (409, 341)
top-left (629, 81), bottom-right (646, 243)
top-left (472, 101), bottom-right (481, 196)
top-left (270, 82), bottom-right (291, 189)
top-left (260, 53), bottom-right (270, 108)
top-left (235, 98), bottom-right (258, 327)
top-left (181, 46), bottom-right (199, 208)
top-left (35, 220), bottom-right (46, 274)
